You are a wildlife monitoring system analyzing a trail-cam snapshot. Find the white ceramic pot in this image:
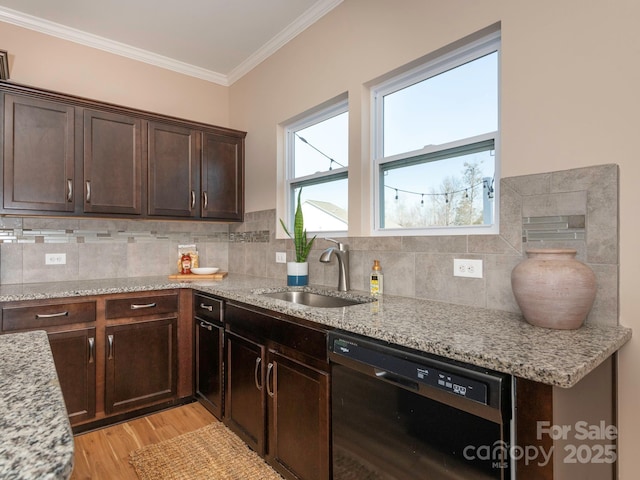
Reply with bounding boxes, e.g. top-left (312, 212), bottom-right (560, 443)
top-left (511, 249), bottom-right (596, 330)
top-left (287, 261), bottom-right (309, 286)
